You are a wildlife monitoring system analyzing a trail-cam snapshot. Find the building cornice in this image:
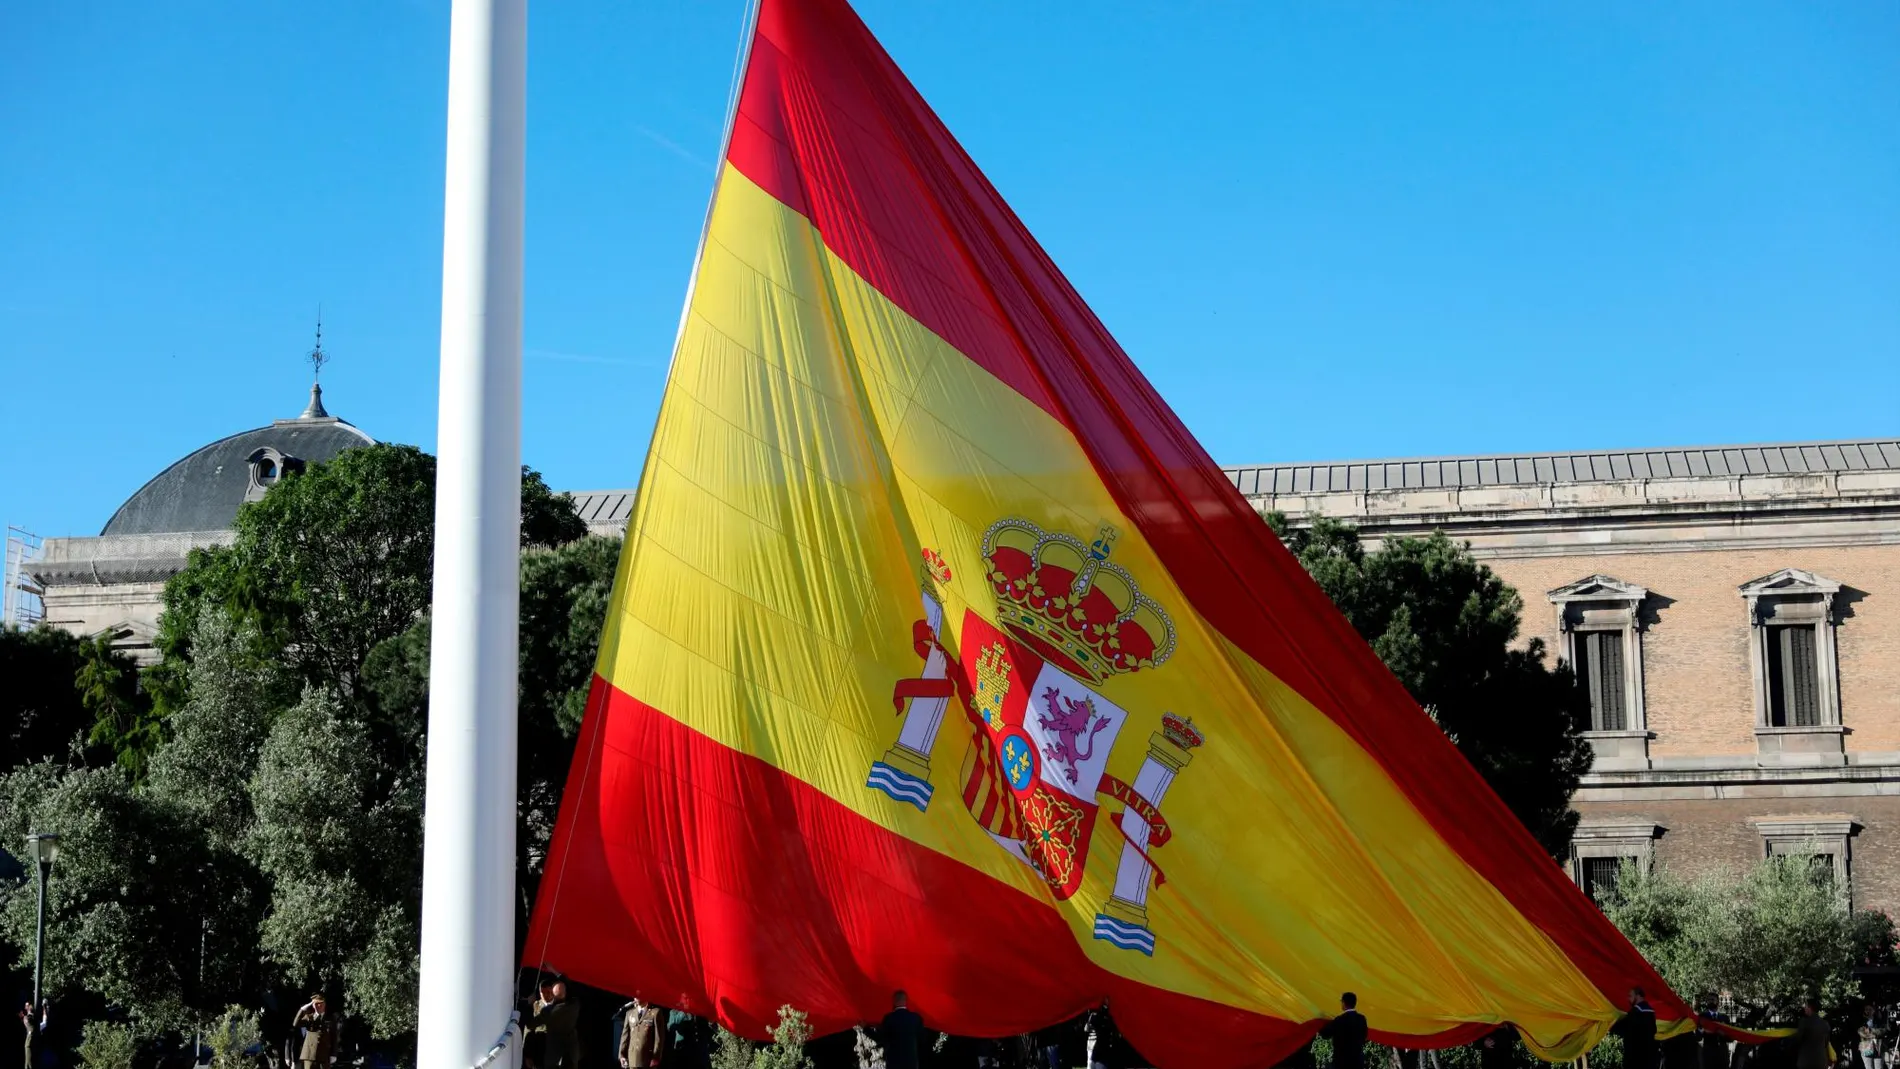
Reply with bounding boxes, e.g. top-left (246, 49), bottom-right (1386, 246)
top-left (1257, 483), bottom-right (1900, 557)
top-left (30, 530), bottom-right (236, 586)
